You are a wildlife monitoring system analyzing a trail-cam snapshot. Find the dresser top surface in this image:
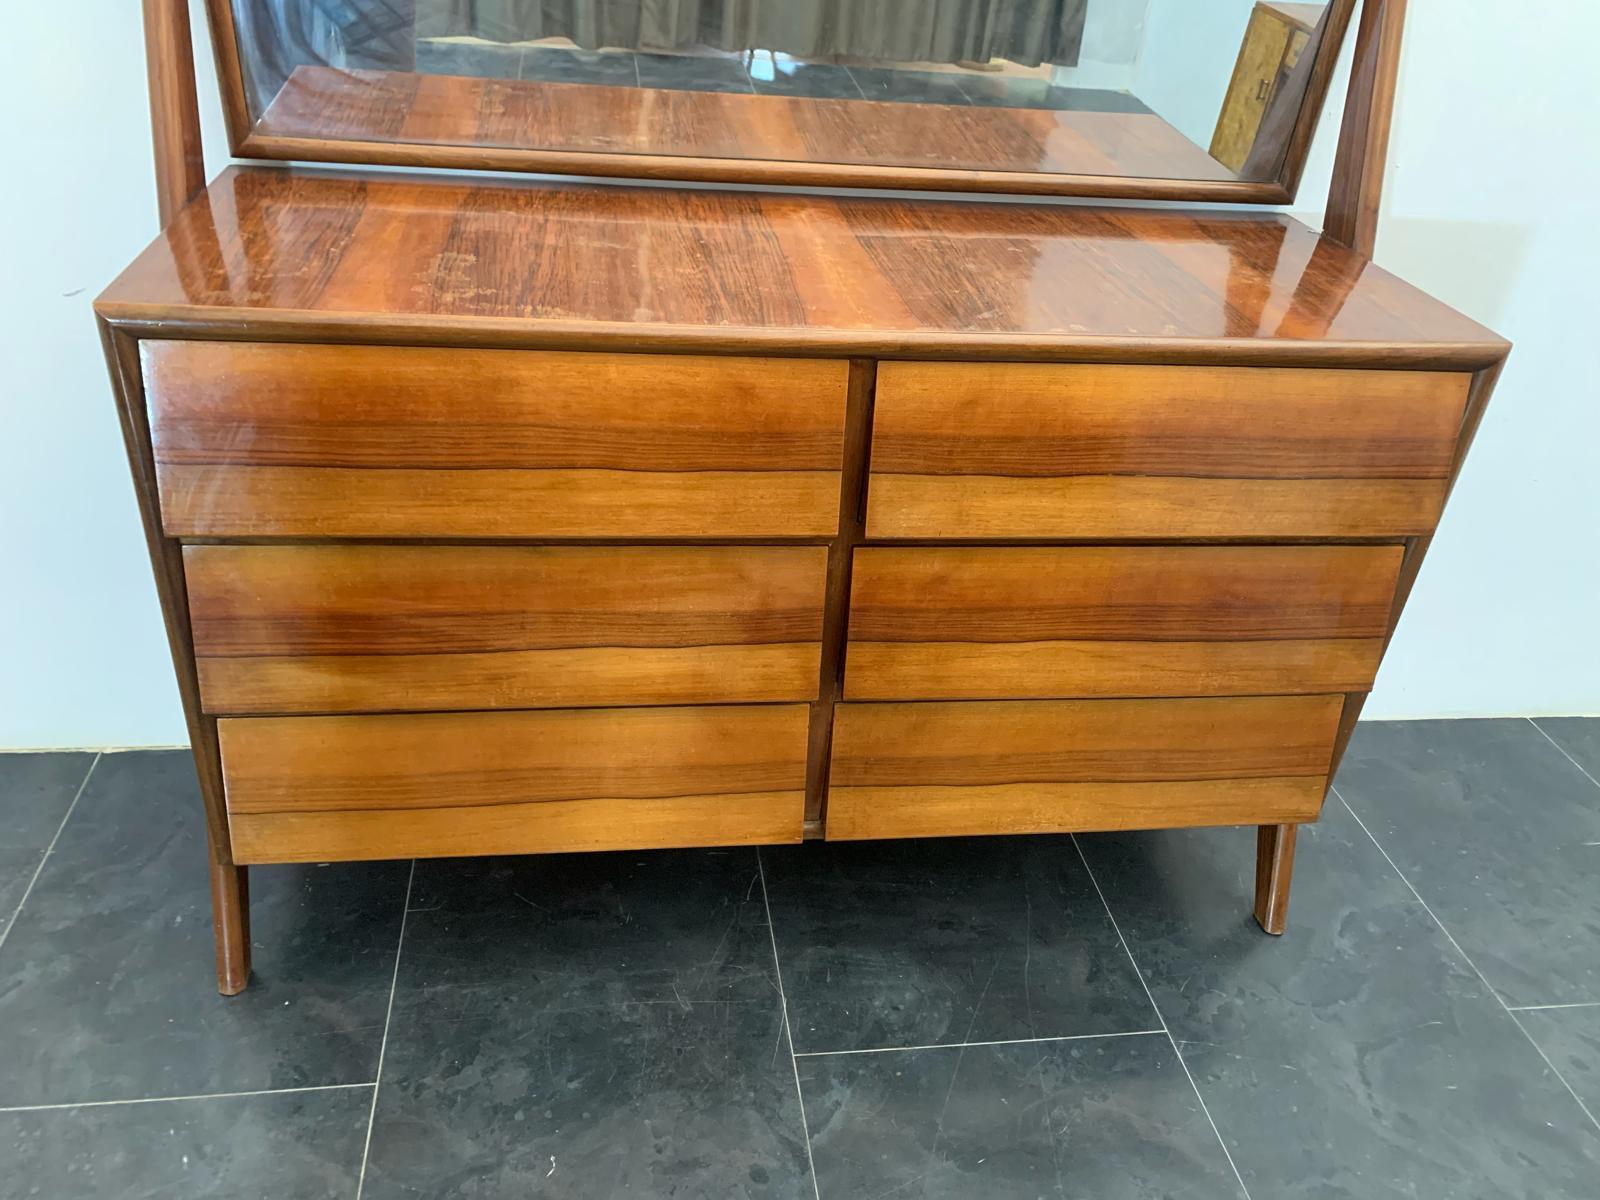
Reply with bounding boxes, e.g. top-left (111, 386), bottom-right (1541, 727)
top-left (98, 167), bottom-right (1506, 368)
